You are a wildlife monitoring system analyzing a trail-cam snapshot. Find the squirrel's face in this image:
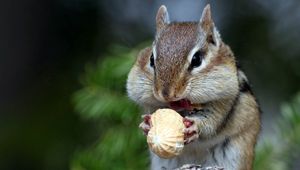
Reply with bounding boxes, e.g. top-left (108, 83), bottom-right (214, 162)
top-left (127, 5), bottom-right (239, 110)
